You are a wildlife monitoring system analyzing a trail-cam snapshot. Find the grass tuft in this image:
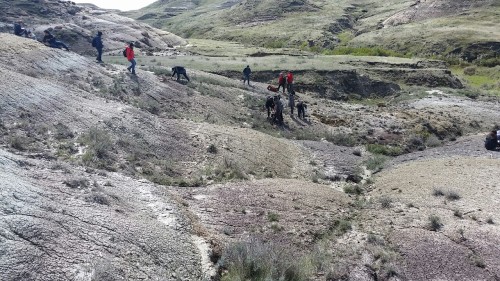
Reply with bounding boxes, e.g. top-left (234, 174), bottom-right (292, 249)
top-left (428, 215), bottom-right (442, 231)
